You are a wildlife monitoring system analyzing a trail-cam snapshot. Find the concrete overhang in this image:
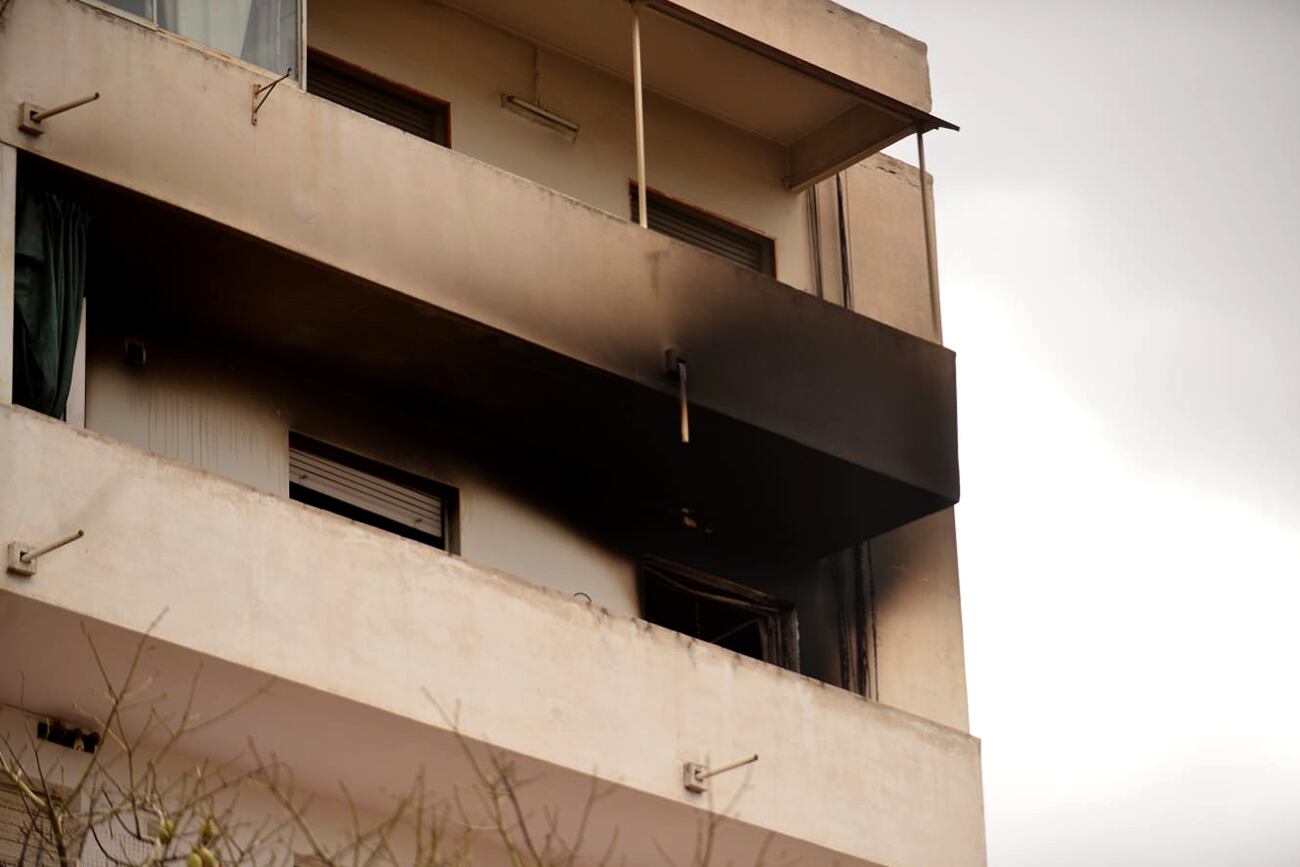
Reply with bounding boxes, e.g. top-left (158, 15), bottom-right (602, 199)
top-left (0, 406), bottom-right (988, 867)
top-left (28, 151), bottom-right (958, 566)
top-left (437, 0), bottom-right (959, 190)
